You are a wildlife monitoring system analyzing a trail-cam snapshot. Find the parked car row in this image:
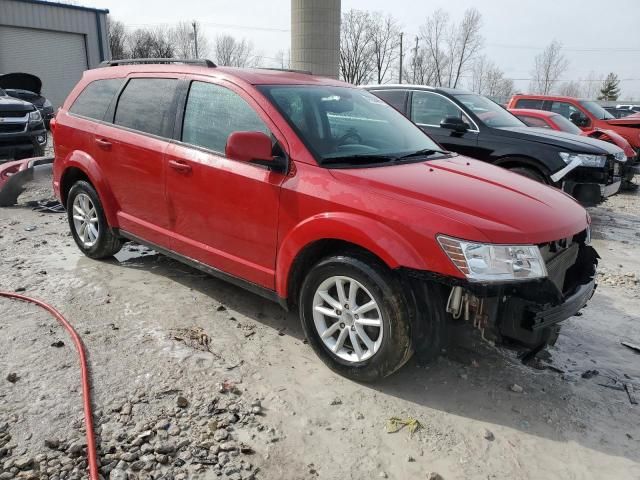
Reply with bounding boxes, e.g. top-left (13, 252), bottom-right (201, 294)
top-left (366, 85), bottom-right (629, 206)
top-left (50, 59), bottom-right (599, 380)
